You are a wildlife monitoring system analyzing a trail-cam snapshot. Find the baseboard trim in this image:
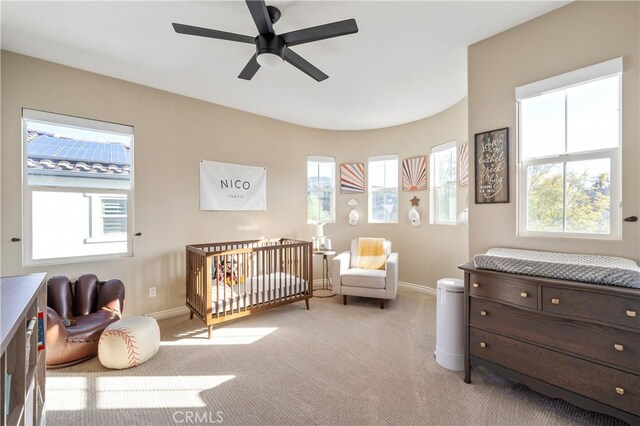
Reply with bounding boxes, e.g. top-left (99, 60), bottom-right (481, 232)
top-left (148, 306), bottom-right (190, 320)
top-left (147, 282), bottom-right (433, 319)
top-left (399, 281), bottom-right (436, 295)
